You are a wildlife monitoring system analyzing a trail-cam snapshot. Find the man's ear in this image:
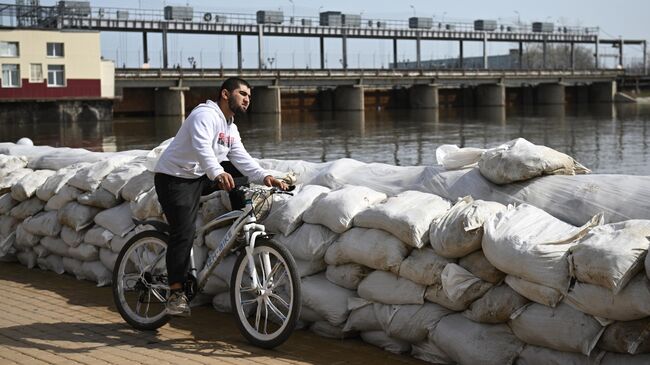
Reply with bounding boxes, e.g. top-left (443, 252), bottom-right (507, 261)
top-left (221, 89), bottom-right (229, 100)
